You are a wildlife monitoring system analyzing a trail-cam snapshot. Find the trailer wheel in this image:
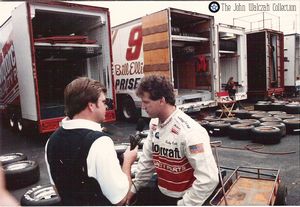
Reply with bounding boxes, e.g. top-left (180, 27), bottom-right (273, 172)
top-left (275, 182), bottom-right (287, 205)
top-left (9, 114), bottom-right (16, 129)
top-left (20, 184), bottom-right (61, 206)
top-left (3, 160), bottom-right (40, 190)
top-left (121, 97), bottom-right (138, 122)
top-left (0, 153), bottom-right (27, 166)
top-left (17, 119), bottom-right (25, 133)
